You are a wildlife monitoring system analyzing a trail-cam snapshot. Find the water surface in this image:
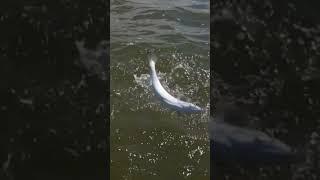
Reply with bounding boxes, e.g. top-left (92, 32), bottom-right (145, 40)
top-left (110, 0), bottom-right (210, 179)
